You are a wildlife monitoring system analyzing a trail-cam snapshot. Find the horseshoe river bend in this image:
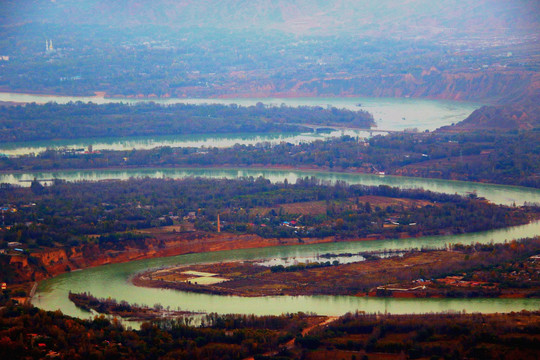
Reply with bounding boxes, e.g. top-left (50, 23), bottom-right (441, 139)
top-left (1, 92), bottom-right (536, 323)
top-left (23, 168), bottom-right (540, 324)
